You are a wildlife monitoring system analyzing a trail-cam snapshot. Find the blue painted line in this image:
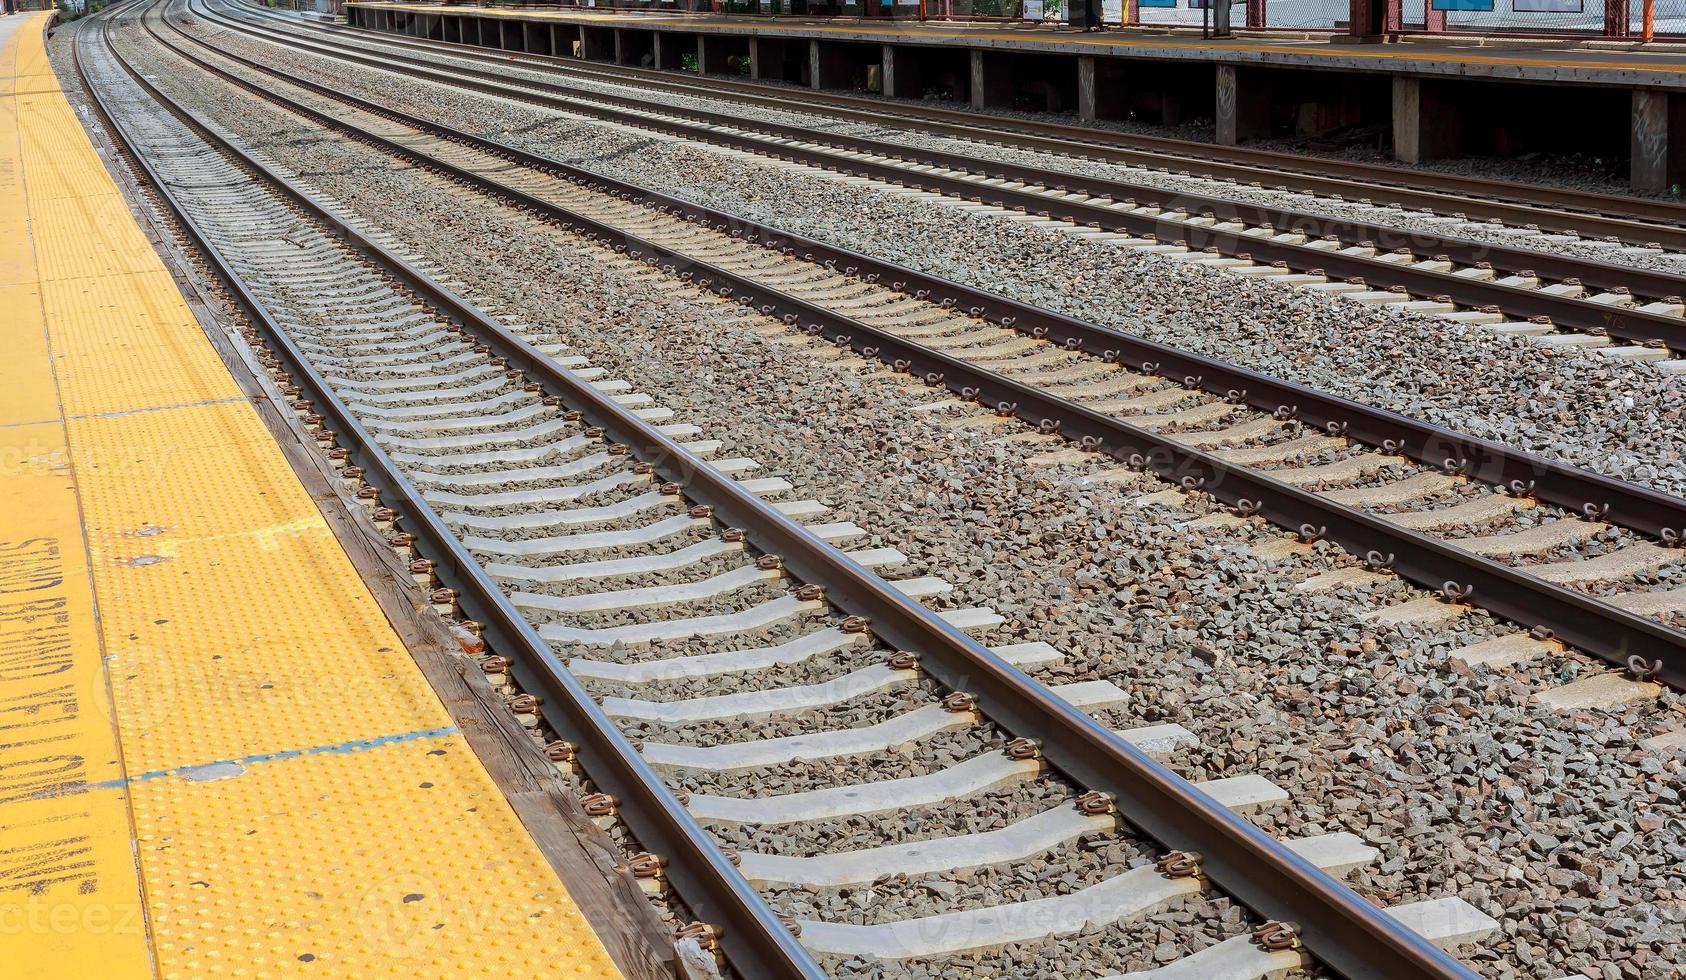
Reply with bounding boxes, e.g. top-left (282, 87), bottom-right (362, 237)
top-left (69, 395), bottom-right (249, 422)
top-left (84, 725), bottom-right (460, 791)
top-left (0, 395), bottom-right (251, 429)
